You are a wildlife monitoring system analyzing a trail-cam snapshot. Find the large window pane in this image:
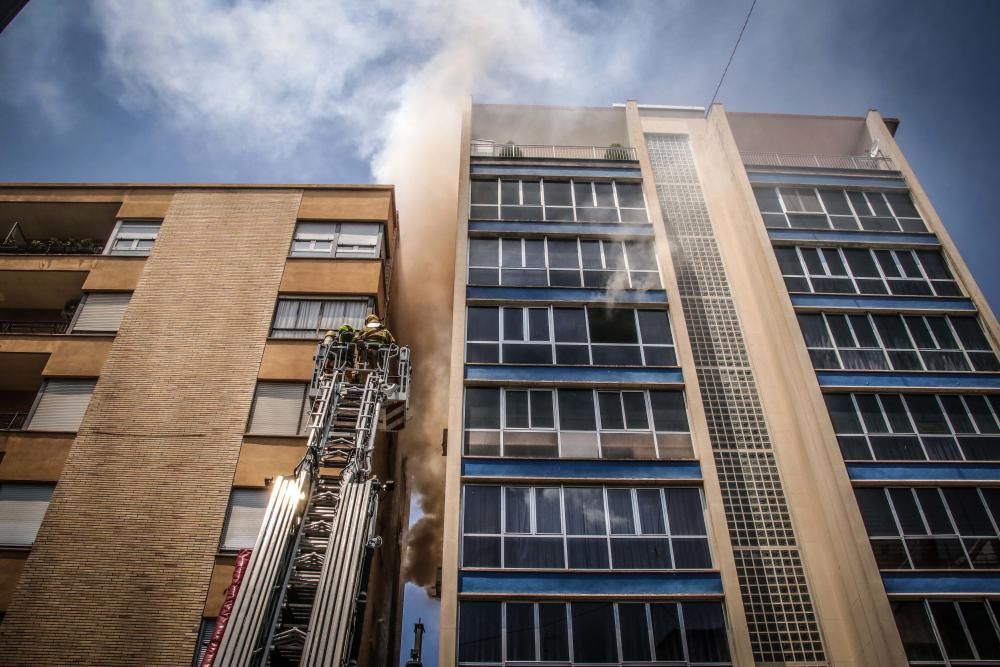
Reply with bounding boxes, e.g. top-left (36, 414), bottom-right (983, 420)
top-left (535, 488), bottom-right (562, 533)
top-left (564, 488), bottom-right (606, 535)
top-left (665, 488), bottom-right (705, 535)
top-left (558, 390), bottom-right (597, 431)
top-left (855, 488), bottom-right (898, 536)
top-left (463, 486), bottom-right (500, 533)
top-left (636, 489), bottom-right (665, 534)
top-left (505, 487), bottom-right (530, 534)
top-left (683, 602), bottom-right (731, 663)
top-left (588, 308), bottom-right (638, 344)
top-left (891, 601), bottom-right (943, 662)
top-left (650, 603), bottom-right (685, 661)
top-left (506, 602), bottom-right (535, 661)
top-left (458, 601), bottom-right (501, 662)
top-left (539, 603), bottom-right (569, 661)
top-left (649, 391), bottom-right (688, 432)
top-left (465, 388), bottom-right (500, 429)
top-left (607, 489), bottom-right (635, 535)
top-left (571, 603), bottom-right (617, 663)
top-left (618, 604), bottom-right (652, 661)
